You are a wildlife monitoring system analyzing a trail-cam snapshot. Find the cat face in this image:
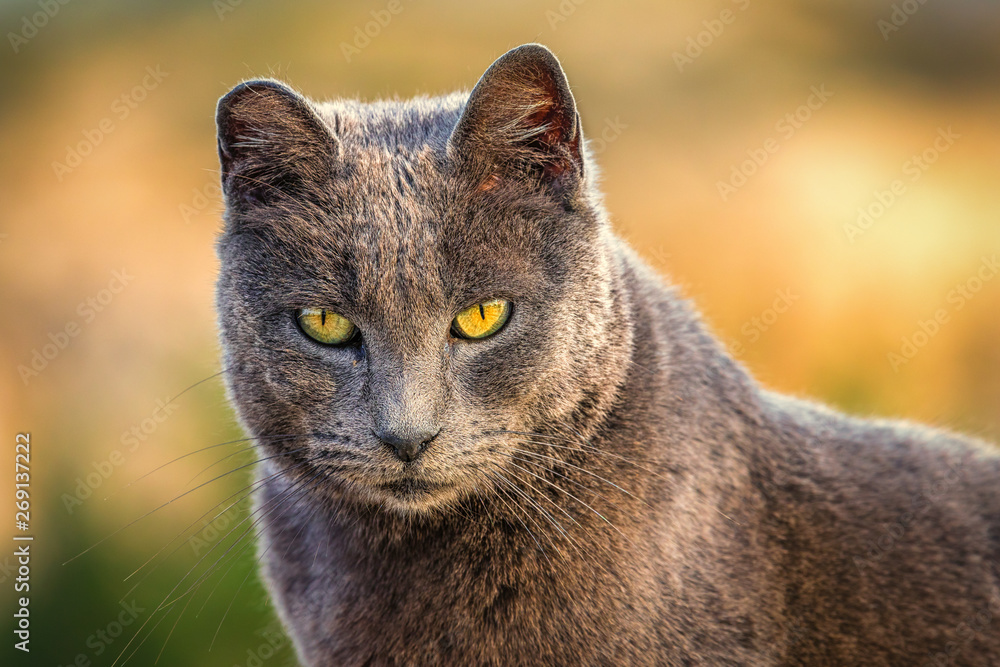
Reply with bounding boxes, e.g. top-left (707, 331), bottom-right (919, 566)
top-left (215, 45), bottom-right (631, 515)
